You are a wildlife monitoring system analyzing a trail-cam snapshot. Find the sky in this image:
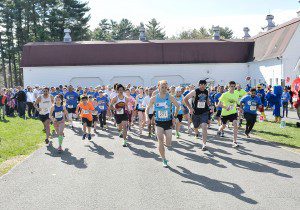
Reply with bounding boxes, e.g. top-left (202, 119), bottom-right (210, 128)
top-left (85, 0), bottom-right (300, 38)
